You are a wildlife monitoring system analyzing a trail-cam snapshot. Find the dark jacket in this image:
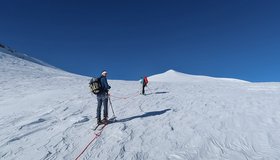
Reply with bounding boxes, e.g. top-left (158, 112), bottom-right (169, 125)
top-left (99, 75), bottom-right (111, 94)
